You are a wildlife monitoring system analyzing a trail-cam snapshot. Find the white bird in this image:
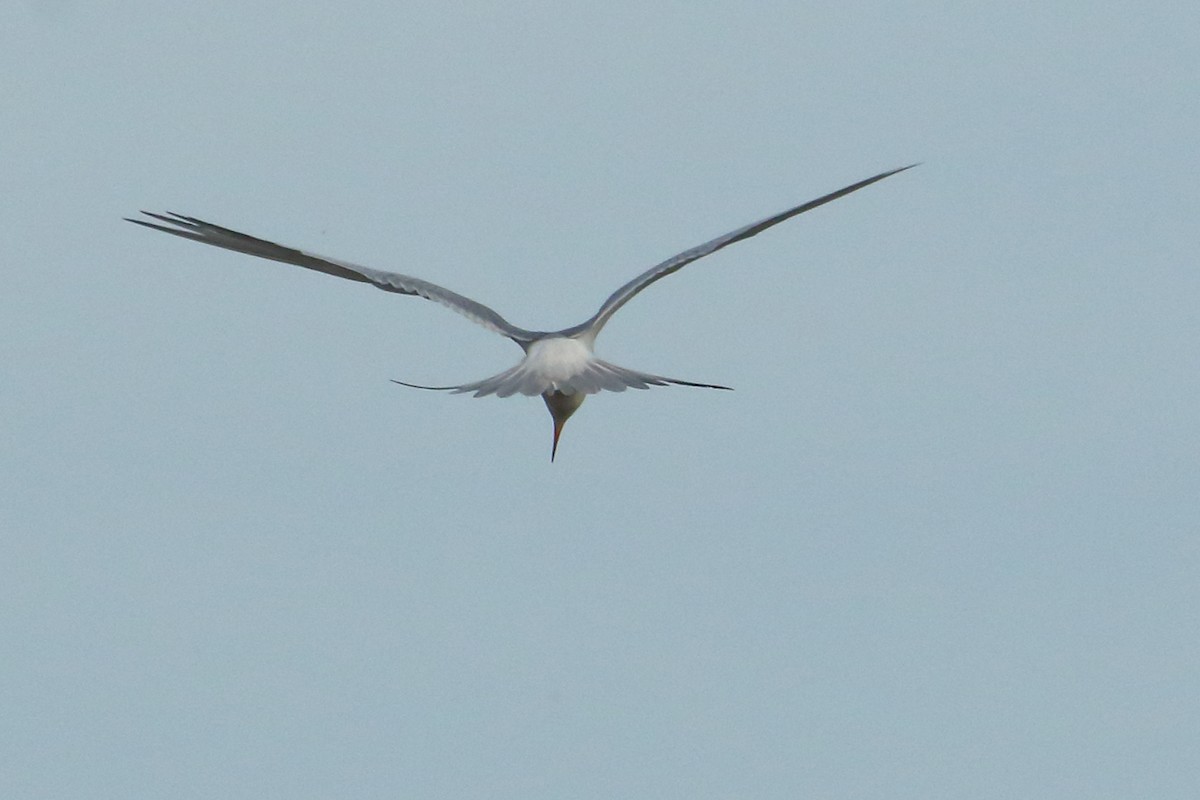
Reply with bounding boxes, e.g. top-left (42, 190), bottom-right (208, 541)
top-left (128, 164), bottom-right (913, 460)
